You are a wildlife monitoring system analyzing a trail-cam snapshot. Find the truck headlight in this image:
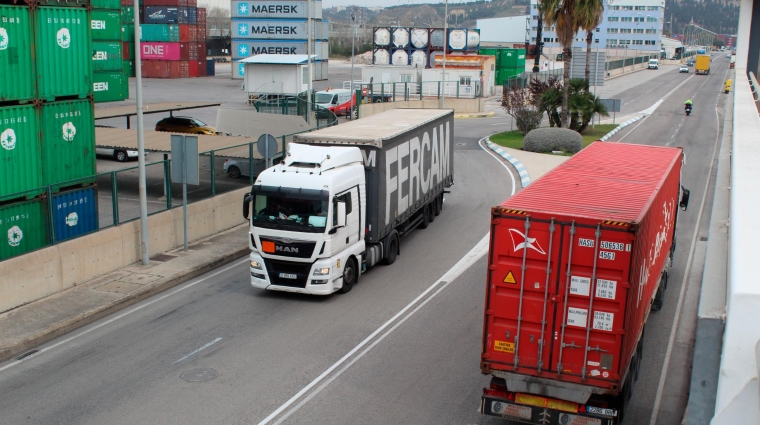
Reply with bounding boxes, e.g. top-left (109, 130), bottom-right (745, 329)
top-left (313, 268), bottom-right (330, 276)
top-left (250, 261), bottom-right (263, 270)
